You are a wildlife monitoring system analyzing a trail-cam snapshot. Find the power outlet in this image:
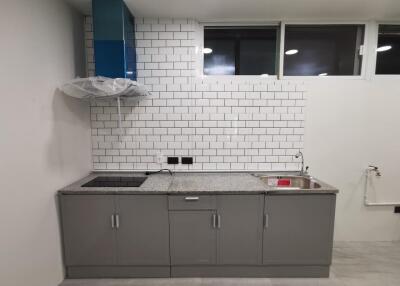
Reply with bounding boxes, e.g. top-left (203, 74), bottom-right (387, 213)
top-left (182, 157), bottom-right (193, 164)
top-left (167, 157), bottom-right (179, 164)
